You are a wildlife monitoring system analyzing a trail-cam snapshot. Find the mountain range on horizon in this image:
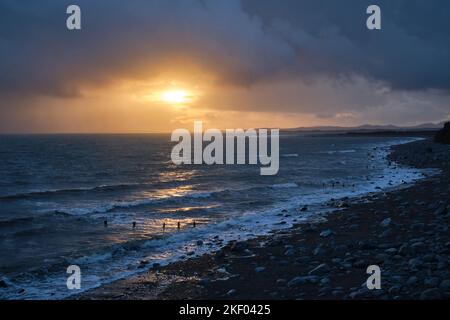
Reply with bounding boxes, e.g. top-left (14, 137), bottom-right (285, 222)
top-left (284, 121), bottom-right (448, 133)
